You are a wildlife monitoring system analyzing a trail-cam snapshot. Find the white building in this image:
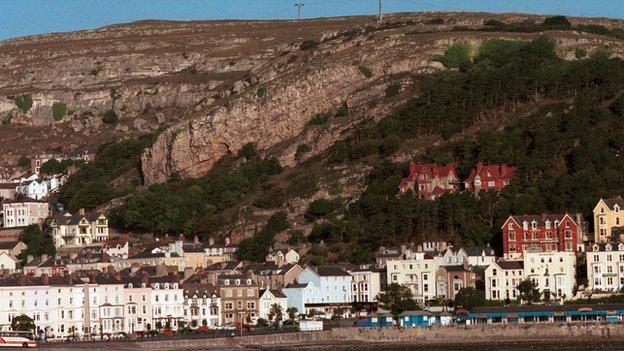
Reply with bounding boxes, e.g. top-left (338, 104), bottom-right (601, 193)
top-left (16, 179), bottom-right (49, 200)
top-left (460, 247), bottom-right (496, 267)
top-left (2, 196), bottom-right (49, 228)
top-left (49, 209), bottom-right (109, 248)
top-left (123, 275), bottom-right (153, 333)
top-left (283, 266), bottom-right (352, 316)
top-left (265, 249), bottom-right (299, 266)
top-left (151, 280), bottom-right (184, 330)
top-left (349, 265), bottom-right (385, 303)
top-left (587, 242), bottom-right (624, 292)
top-left (258, 289), bottom-right (288, 322)
top-left (386, 255), bottom-right (438, 303)
top-left (484, 260), bottom-right (524, 300)
top-left (183, 284), bottom-right (221, 328)
top-left (523, 251), bottom-right (577, 300)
